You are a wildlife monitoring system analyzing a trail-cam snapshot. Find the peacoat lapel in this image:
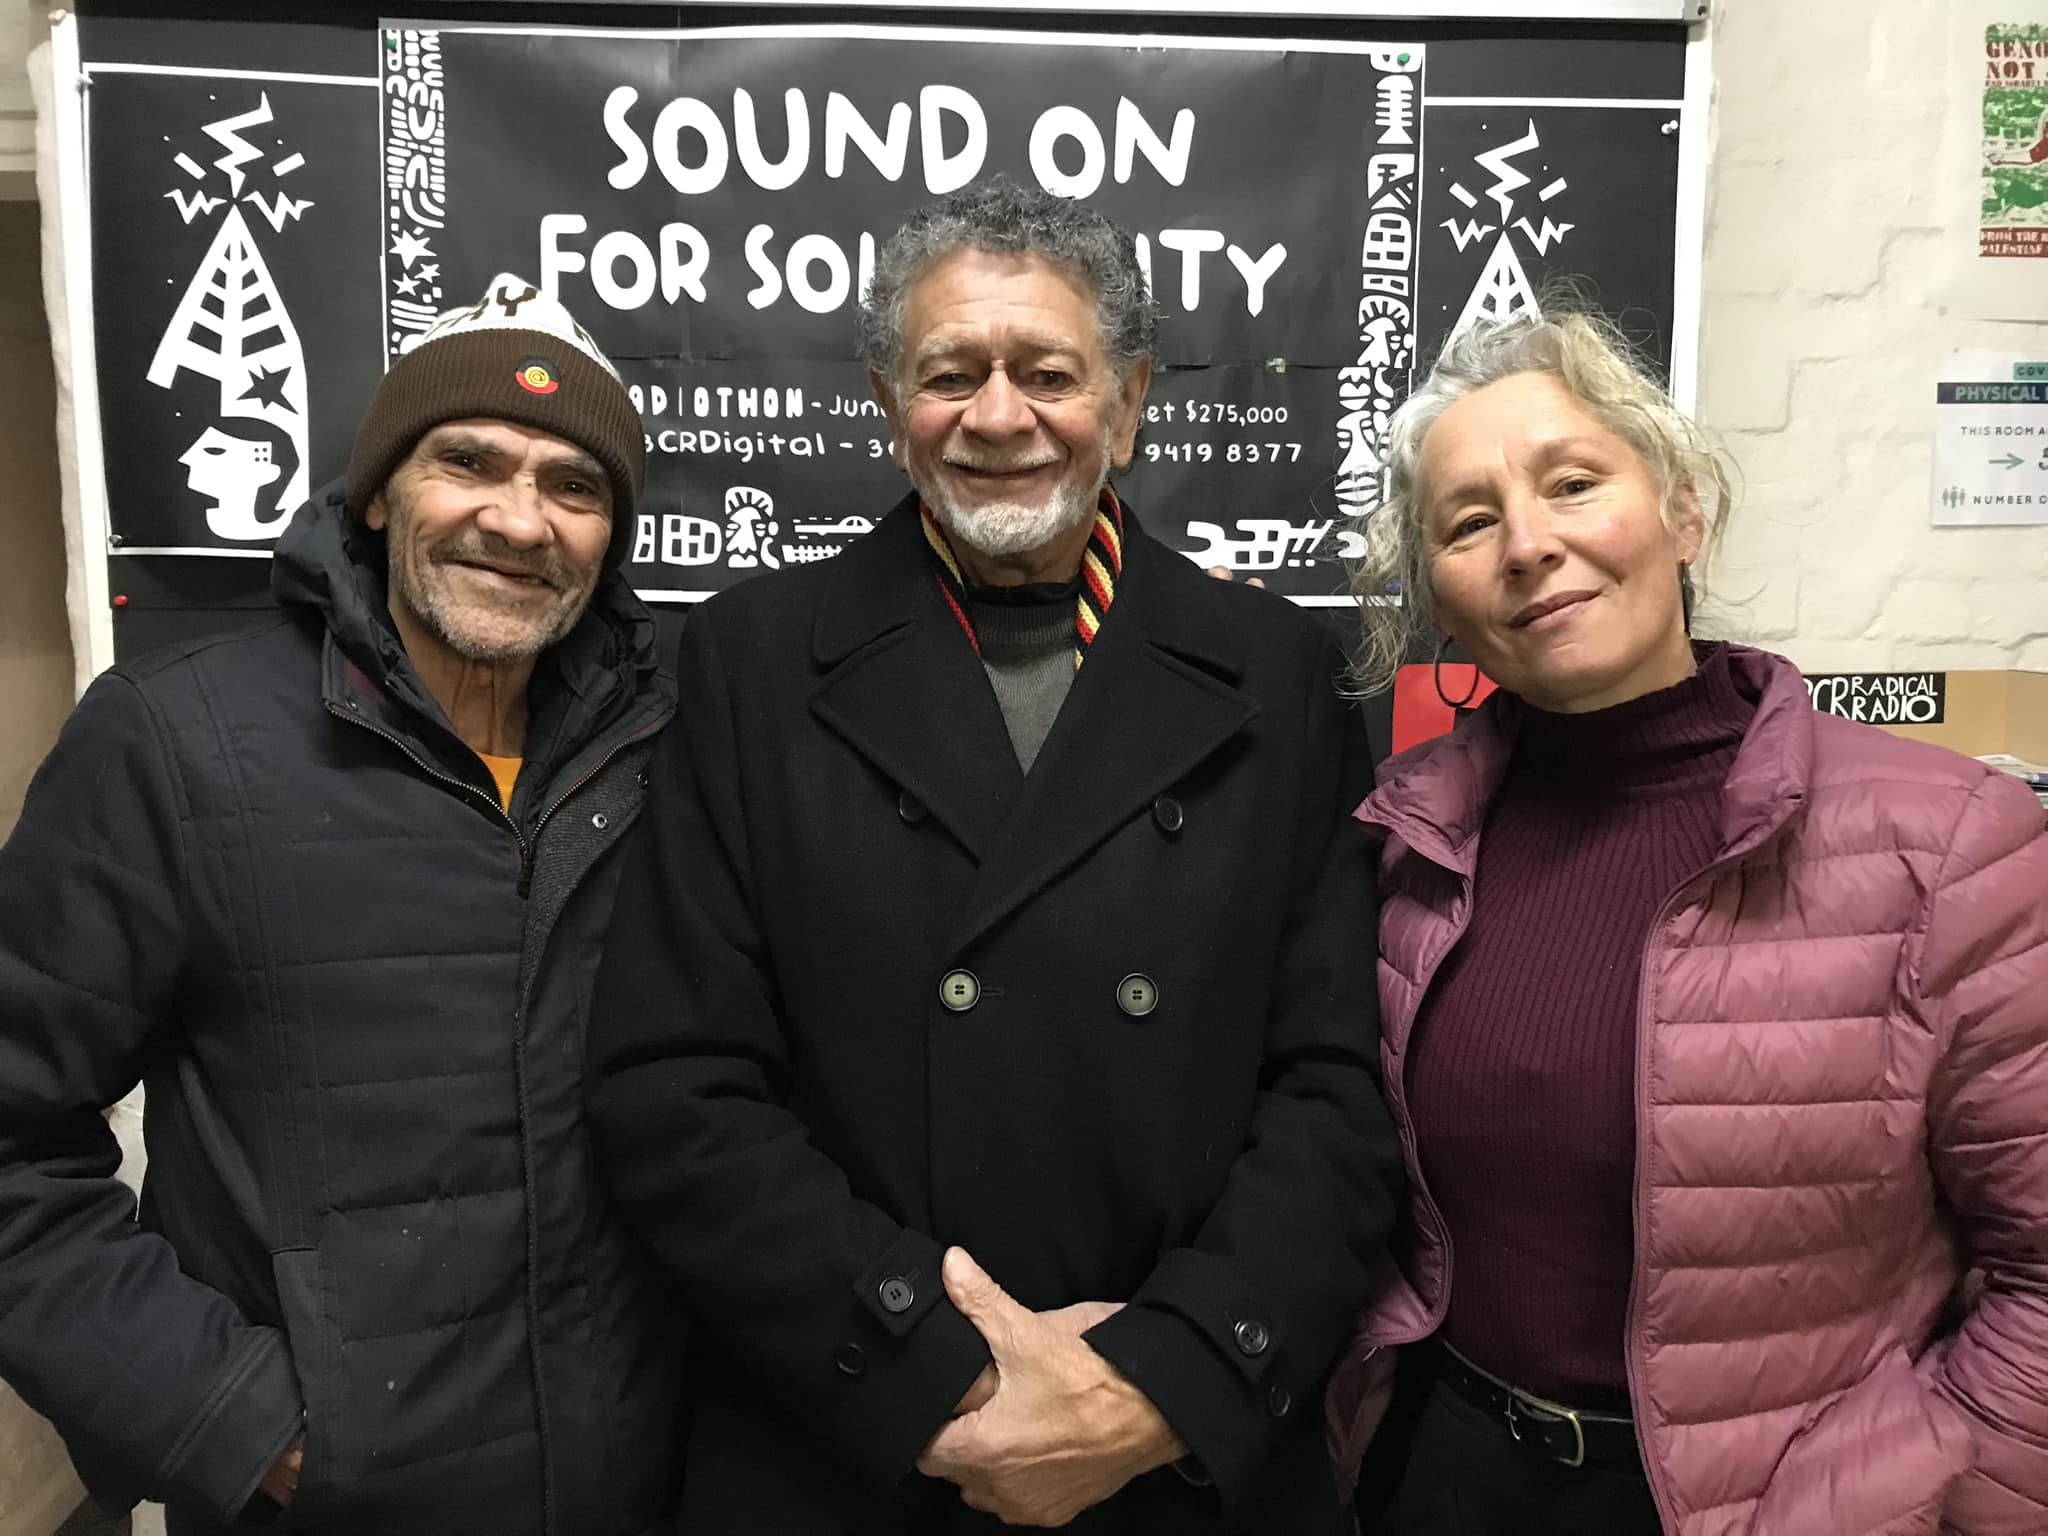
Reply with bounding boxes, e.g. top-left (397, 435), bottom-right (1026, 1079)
top-left (810, 494), bottom-right (1261, 939)
top-left (809, 493), bottom-right (1024, 861)
top-left (945, 512), bottom-right (1259, 958)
